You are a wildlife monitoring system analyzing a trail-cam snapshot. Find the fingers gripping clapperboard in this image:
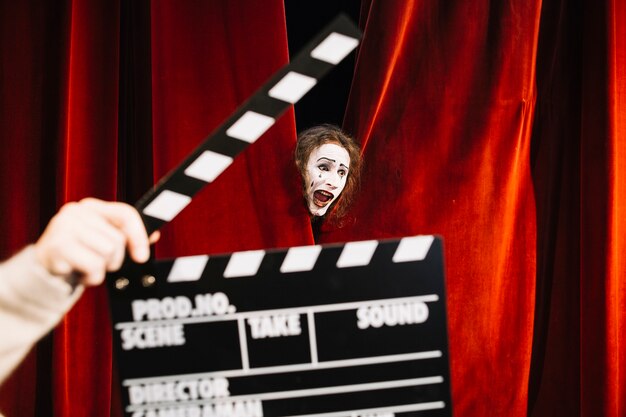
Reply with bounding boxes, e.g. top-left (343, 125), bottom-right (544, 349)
top-left (107, 15), bottom-right (453, 417)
